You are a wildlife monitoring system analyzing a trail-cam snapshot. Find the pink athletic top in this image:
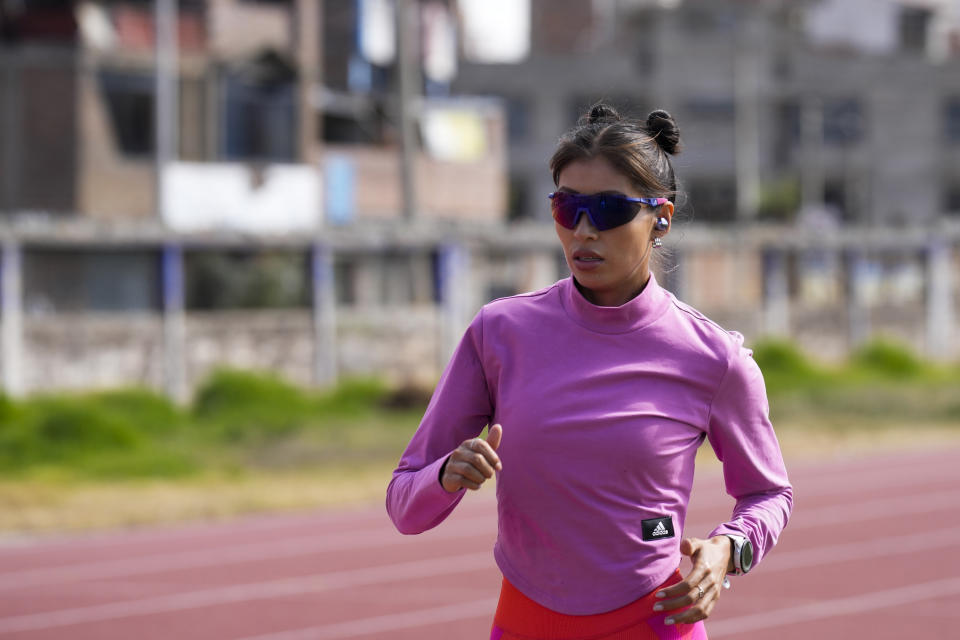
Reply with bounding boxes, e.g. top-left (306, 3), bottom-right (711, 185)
top-left (386, 275), bottom-right (793, 615)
